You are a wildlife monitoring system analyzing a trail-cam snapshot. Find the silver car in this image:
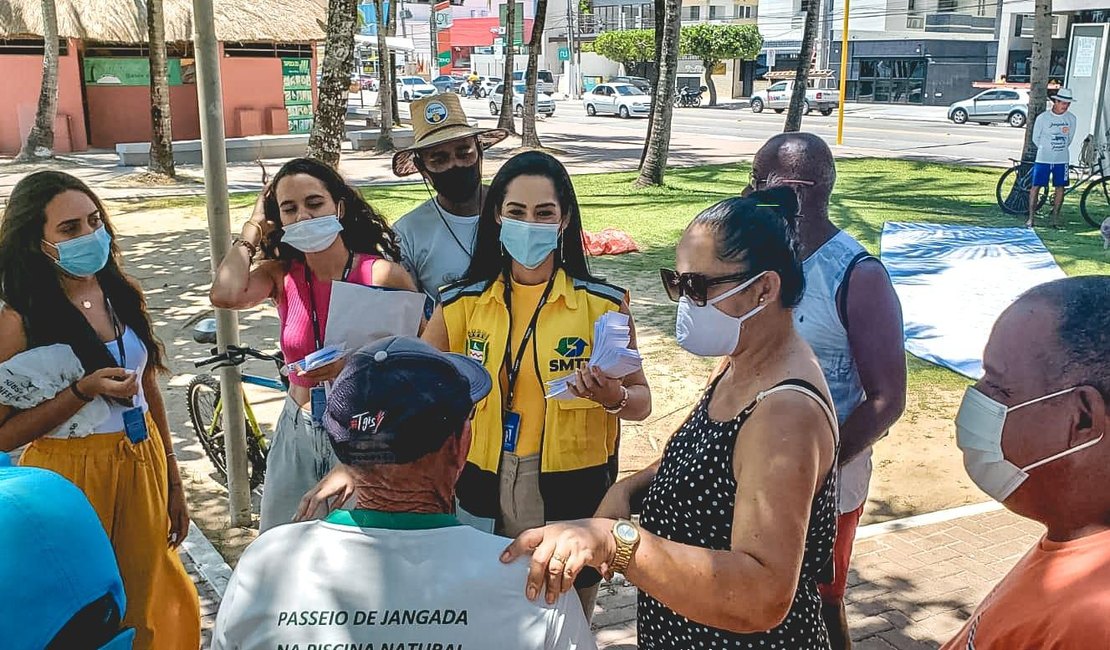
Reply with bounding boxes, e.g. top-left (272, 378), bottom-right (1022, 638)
top-left (489, 82), bottom-right (555, 117)
top-left (583, 83), bottom-right (652, 118)
top-left (947, 89), bottom-right (1031, 128)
